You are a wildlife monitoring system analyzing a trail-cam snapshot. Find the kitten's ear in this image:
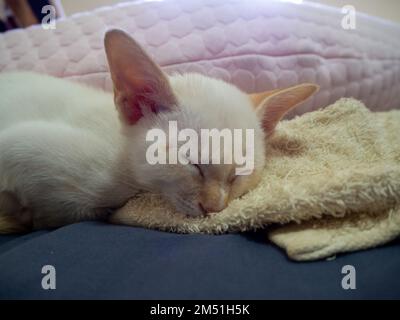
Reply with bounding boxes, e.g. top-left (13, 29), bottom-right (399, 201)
top-left (251, 84), bottom-right (319, 136)
top-left (104, 29), bottom-right (177, 125)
